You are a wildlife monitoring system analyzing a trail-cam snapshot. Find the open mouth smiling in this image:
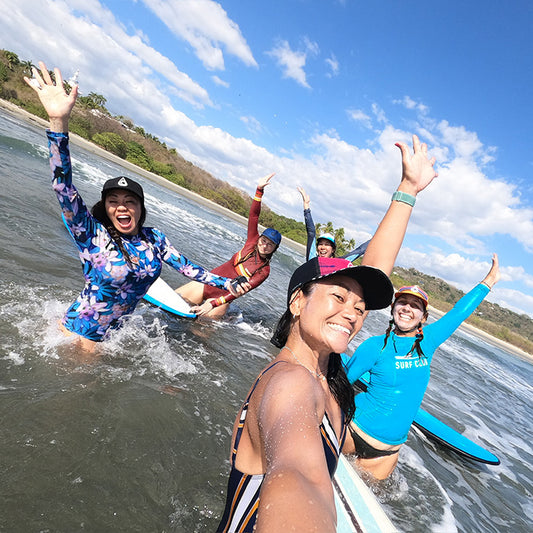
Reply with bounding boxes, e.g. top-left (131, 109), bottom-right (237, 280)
top-left (328, 322), bottom-right (352, 336)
